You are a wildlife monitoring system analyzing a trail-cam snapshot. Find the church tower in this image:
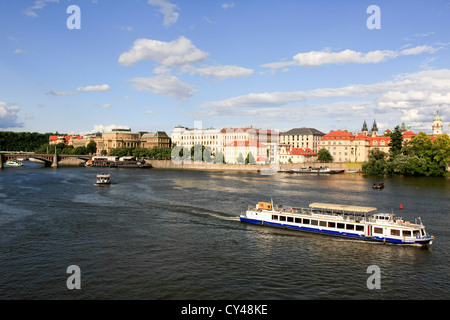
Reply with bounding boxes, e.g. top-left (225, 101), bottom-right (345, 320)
top-left (370, 119), bottom-right (378, 137)
top-left (362, 119), bottom-right (368, 136)
top-left (432, 111), bottom-right (442, 135)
